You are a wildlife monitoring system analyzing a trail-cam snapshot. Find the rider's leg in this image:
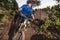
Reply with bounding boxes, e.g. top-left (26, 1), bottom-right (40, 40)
top-left (20, 13), bottom-right (33, 25)
top-left (24, 19), bottom-right (27, 28)
top-left (23, 19), bottom-right (27, 27)
top-left (27, 21), bottom-right (30, 26)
